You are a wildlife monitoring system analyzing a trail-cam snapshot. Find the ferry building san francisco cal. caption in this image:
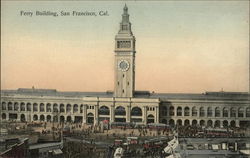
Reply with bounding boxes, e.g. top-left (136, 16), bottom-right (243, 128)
top-left (1, 5), bottom-right (250, 129)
